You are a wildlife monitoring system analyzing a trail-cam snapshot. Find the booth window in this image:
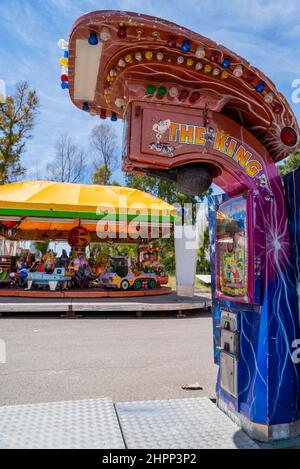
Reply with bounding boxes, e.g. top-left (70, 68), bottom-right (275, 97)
top-left (216, 196), bottom-right (248, 299)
